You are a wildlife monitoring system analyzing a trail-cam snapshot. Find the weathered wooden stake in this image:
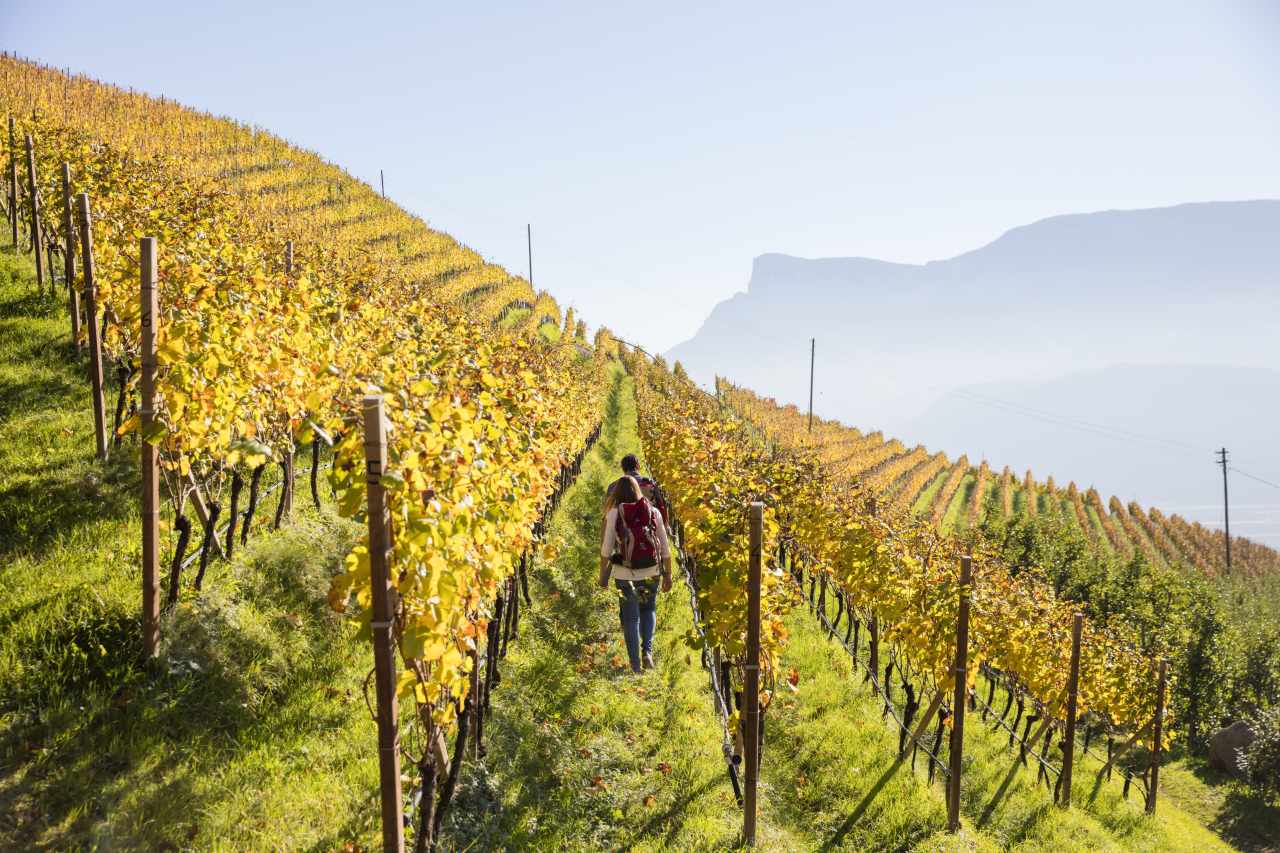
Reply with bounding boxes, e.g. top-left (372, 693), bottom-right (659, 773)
top-left (364, 395), bottom-right (405, 853)
top-left (60, 163), bottom-right (80, 347)
top-left (76, 193), bottom-right (108, 460)
top-left (1059, 612), bottom-right (1084, 807)
top-left (868, 615), bottom-right (879, 684)
top-left (281, 241), bottom-right (294, 519)
top-left (140, 238), bottom-right (160, 658)
top-left (947, 555), bottom-right (973, 832)
top-left (186, 471), bottom-right (225, 559)
top-left (24, 133), bottom-right (44, 292)
top-left (7, 115), bottom-right (17, 248)
top-left (743, 501), bottom-right (764, 846)
top-left (1147, 660), bottom-right (1166, 815)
